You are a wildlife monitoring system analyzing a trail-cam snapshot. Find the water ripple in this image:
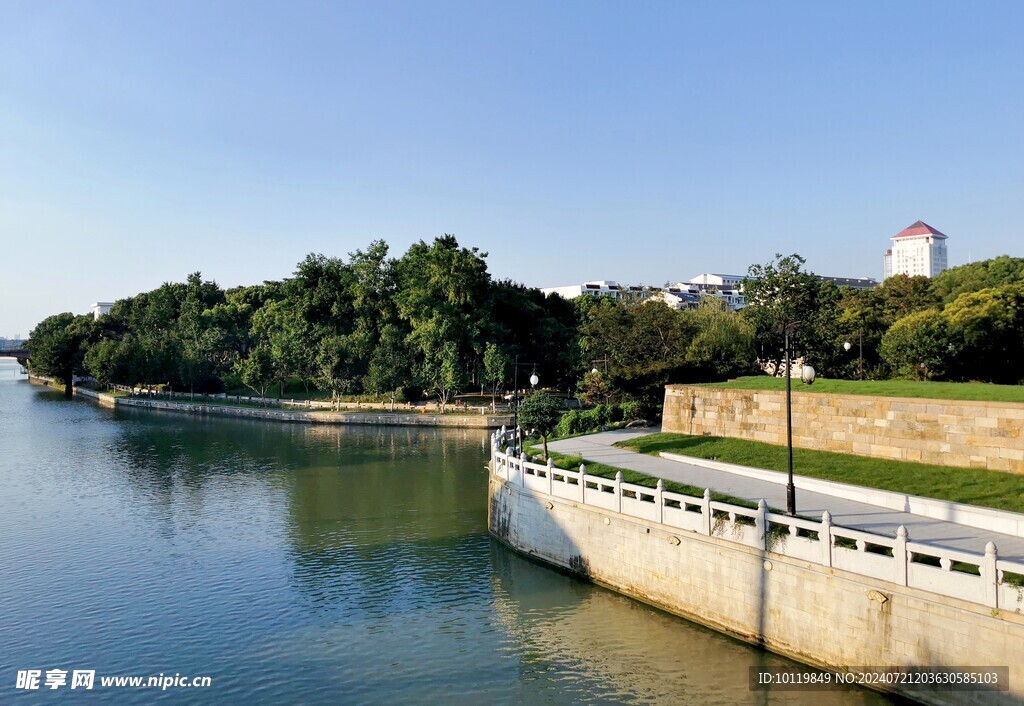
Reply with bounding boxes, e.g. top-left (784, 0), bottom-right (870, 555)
top-left (0, 366), bottom-right (894, 704)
